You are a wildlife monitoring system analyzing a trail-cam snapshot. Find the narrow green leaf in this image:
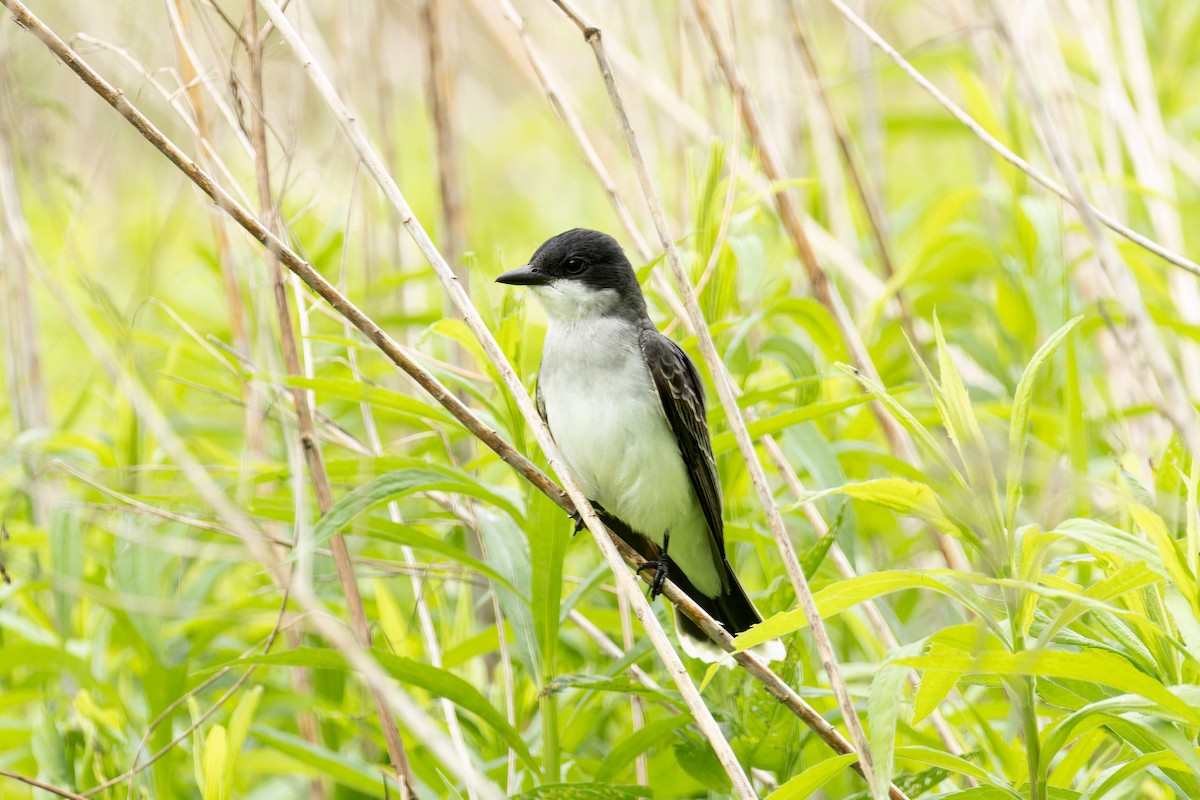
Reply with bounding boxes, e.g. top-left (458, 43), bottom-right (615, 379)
top-left (50, 509), bottom-right (82, 636)
top-left (283, 467), bottom-right (521, 567)
top-left (253, 499), bottom-right (513, 590)
top-left (894, 745), bottom-right (1011, 787)
top-left (764, 752), bottom-right (859, 800)
top-left (735, 571), bottom-right (950, 650)
top-left (201, 724), bottom-right (226, 800)
top-left (1005, 317), bottom-right (1082, 529)
top-left (931, 315), bottom-right (1003, 536)
top-left (869, 642), bottom-right (920, 800)
top-left (839, 479), bottom-right (961, 537)
top-left (710, 395), bottom-right (873, 454)
top-left (913, 668), bottom-right (959, 725)
top-left (895, 647), bottom-right (1200, 726)
top-left (594, 715), bottom-right (690, 783)
top-left (234, 648), bottom-right (537, 770)
top-left (223, 686), bottom-right (262, 790)
top-left (286, 376), bottom-right (455, 425)
top-left (1127, 502), bottom-right (1197, 616)
top-left (252, 726), bottom-right (398, 796)
top-left (475, 508), bottom-right (541, 678)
